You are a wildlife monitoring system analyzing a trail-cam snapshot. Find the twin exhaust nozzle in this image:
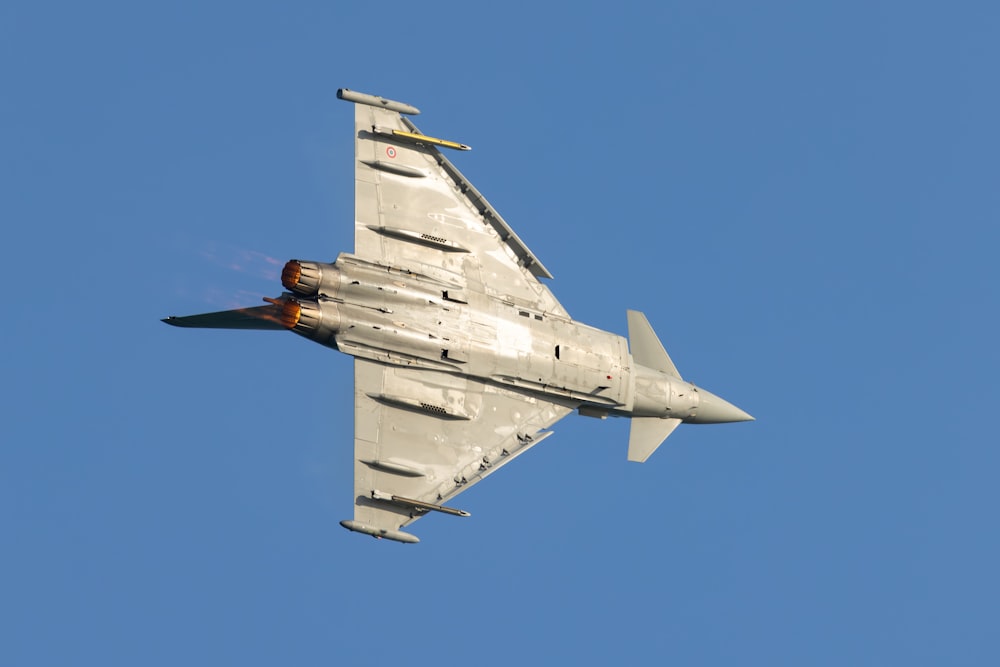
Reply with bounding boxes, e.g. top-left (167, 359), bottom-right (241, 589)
top-left (270, 260), bottom-right (342, 341)
top-left (281, 259), bottom-right (342, 298)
